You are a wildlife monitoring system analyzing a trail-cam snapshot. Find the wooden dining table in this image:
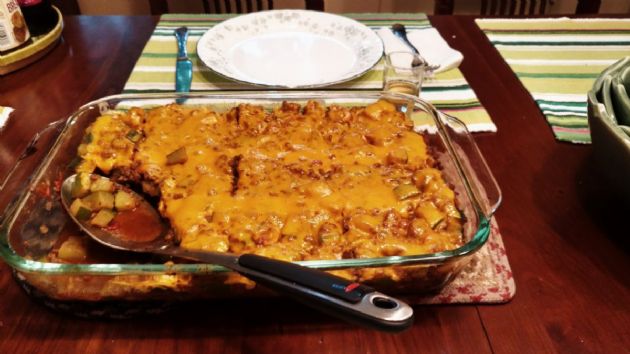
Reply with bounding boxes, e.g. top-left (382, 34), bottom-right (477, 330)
top-left (0, 14), bottom-right (628, 354)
